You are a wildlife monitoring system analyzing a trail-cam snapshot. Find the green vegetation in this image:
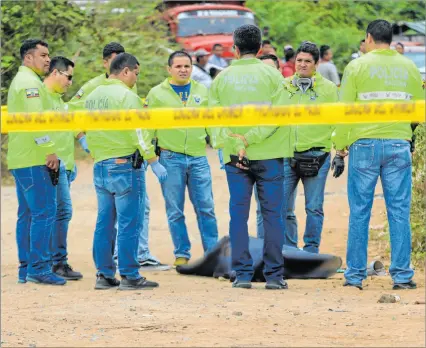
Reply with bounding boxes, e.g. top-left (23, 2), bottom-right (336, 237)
top-left (411, 125), bottom-right (425, 266)
top-left (247, 0), bottom-right (425, 73)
